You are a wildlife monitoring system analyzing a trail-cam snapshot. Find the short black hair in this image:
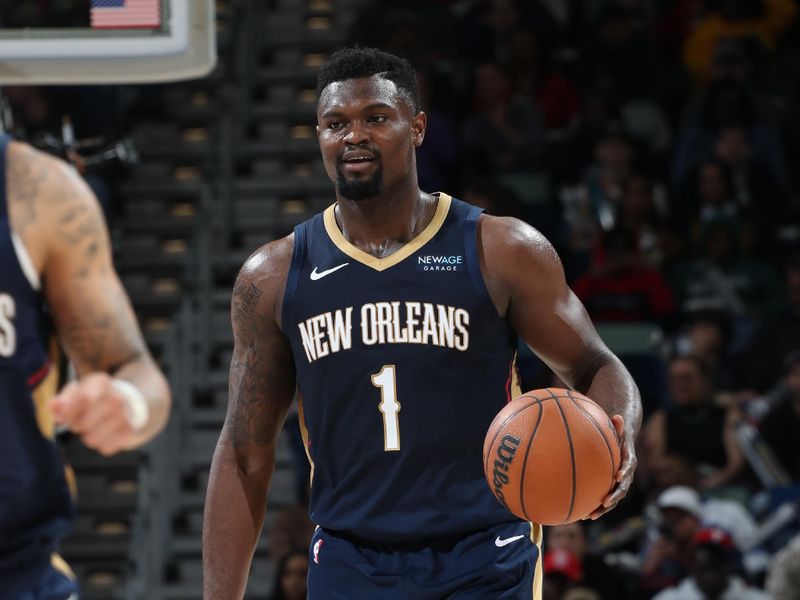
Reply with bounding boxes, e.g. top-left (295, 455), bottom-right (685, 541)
top-left (316, 47), bottom-right (420, 113)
